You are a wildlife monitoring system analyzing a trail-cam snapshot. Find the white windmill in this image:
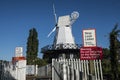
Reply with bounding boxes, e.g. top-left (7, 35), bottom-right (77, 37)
top-left (41, 5), bottom-right (80, 60)
top-left (48, 5), bottom-right (79, 50)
